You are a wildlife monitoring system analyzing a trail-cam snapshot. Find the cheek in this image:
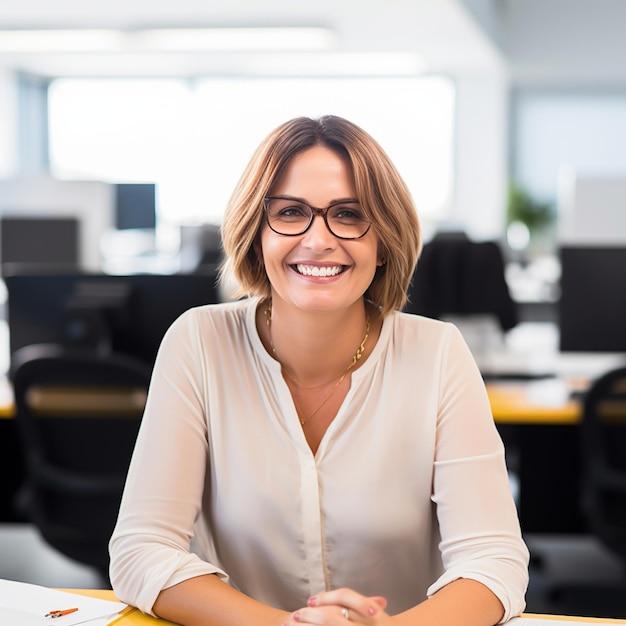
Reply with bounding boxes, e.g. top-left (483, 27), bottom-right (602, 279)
top-left (259, 230), bottom-right (292, 274)
top-left (360, 239), bottom-right (382, 269)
